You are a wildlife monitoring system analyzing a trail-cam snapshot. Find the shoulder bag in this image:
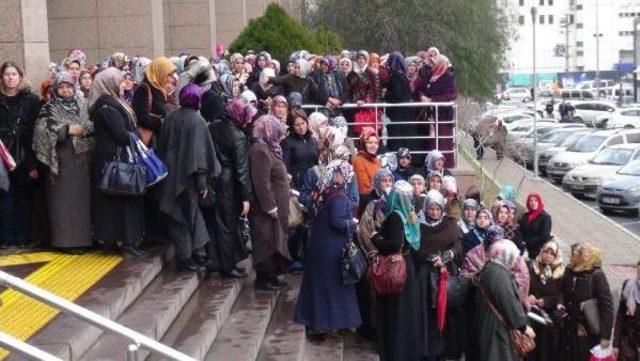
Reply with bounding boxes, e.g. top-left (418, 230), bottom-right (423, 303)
top-left (367, 249), bottom-right (407, 296)
top-left (130, 132), bottom-right (168, 187)
top-left (342, 202), bottom-right (368, 285)
top-left (474, 276), bottom-right (536, 358)
top-left (99, 135), bottom-right (146, 197)
top-left (580, 273), bottom-right (601, 335)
